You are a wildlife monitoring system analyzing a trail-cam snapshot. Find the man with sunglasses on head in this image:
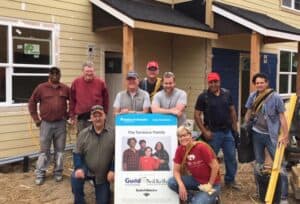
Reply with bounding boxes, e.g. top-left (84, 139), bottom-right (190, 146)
top-left (139, 61), bottom-right (162, 101)
top-left (28, 67), bottom-right (70, 185)
top-left (194, 72), bottom-right (240, 190)
top-left (152, 72), bottom-right (187, 126)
